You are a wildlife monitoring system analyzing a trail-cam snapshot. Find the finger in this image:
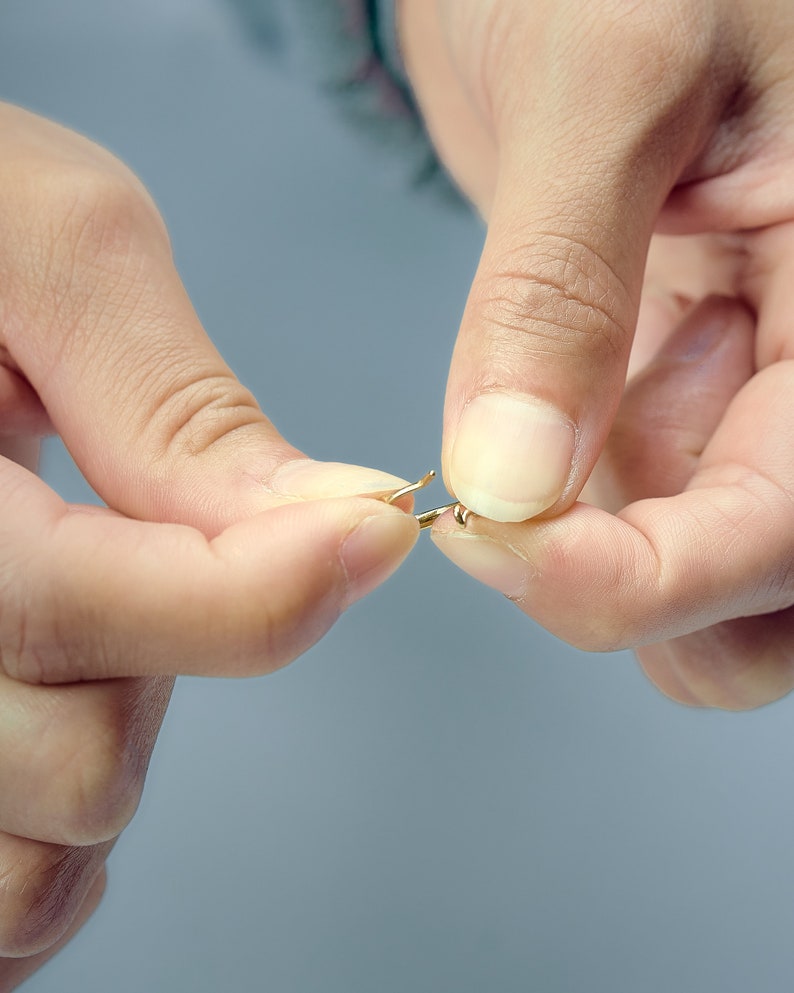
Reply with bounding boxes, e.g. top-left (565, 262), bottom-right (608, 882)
top-left (636, 610), bottom-right (794, 710)
top-left (440, 5), bottom-right (744, 522)
top-left (0, 673), bottom-right (173, 845)
top-left (433, 358), bottom-right (794, 655)
top-left (0, 835), bottom-right (110, 959)
top-left (0, 104), bottom-right (409, 534)
top-left (589, 296), bottom-right (755, 511)
top-left (0, 359), bottom-right (51, 440)
top-left (0, 869), bottom-right (105, 991)
top-left (628, 230), bottom-right (744, 379)
top-left (620, 223), bottom-right (794, 709)
top-left (0, 459), bottom-right (418, 683)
